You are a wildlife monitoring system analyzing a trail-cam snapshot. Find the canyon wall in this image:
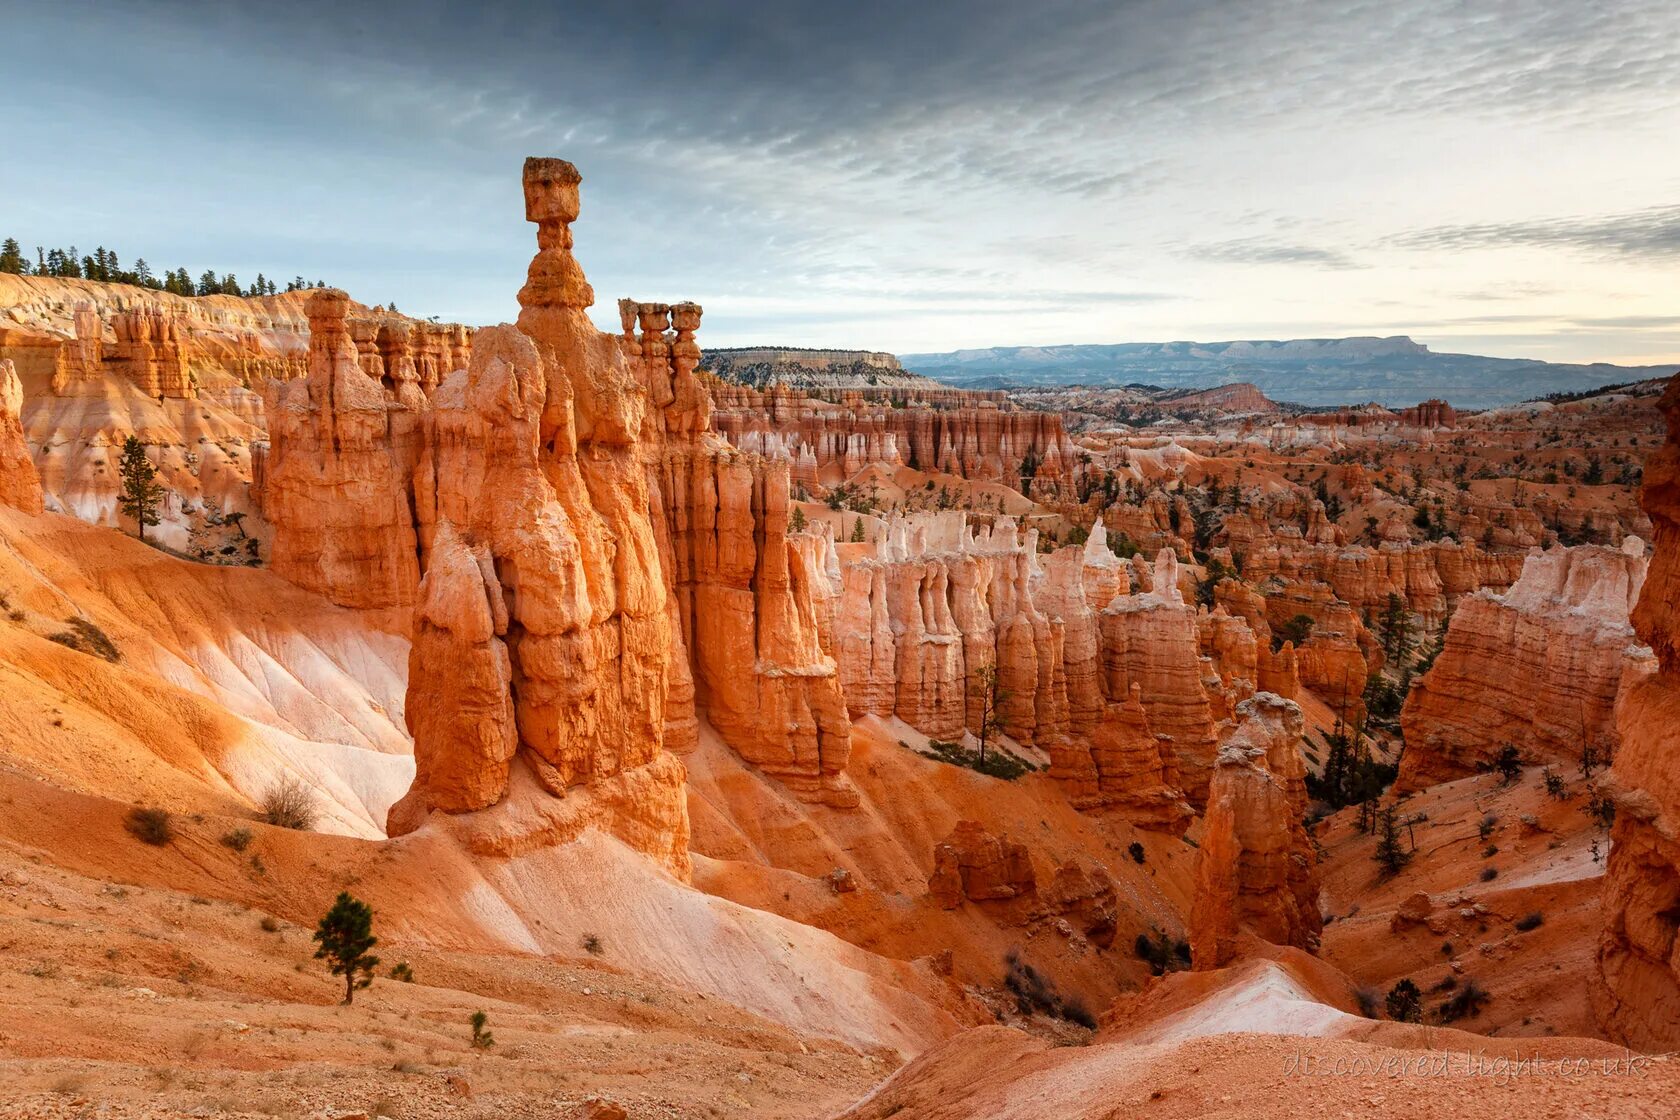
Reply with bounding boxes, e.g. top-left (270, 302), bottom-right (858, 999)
top-left (1596, 372), bottom-right (1680, 1050)
top-left (1399, 540), bottom-right (1651, 790)
top-left (0, 359), bottom-right (43, 513)
top-left (710, 380), bottom-right (1078, 495)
